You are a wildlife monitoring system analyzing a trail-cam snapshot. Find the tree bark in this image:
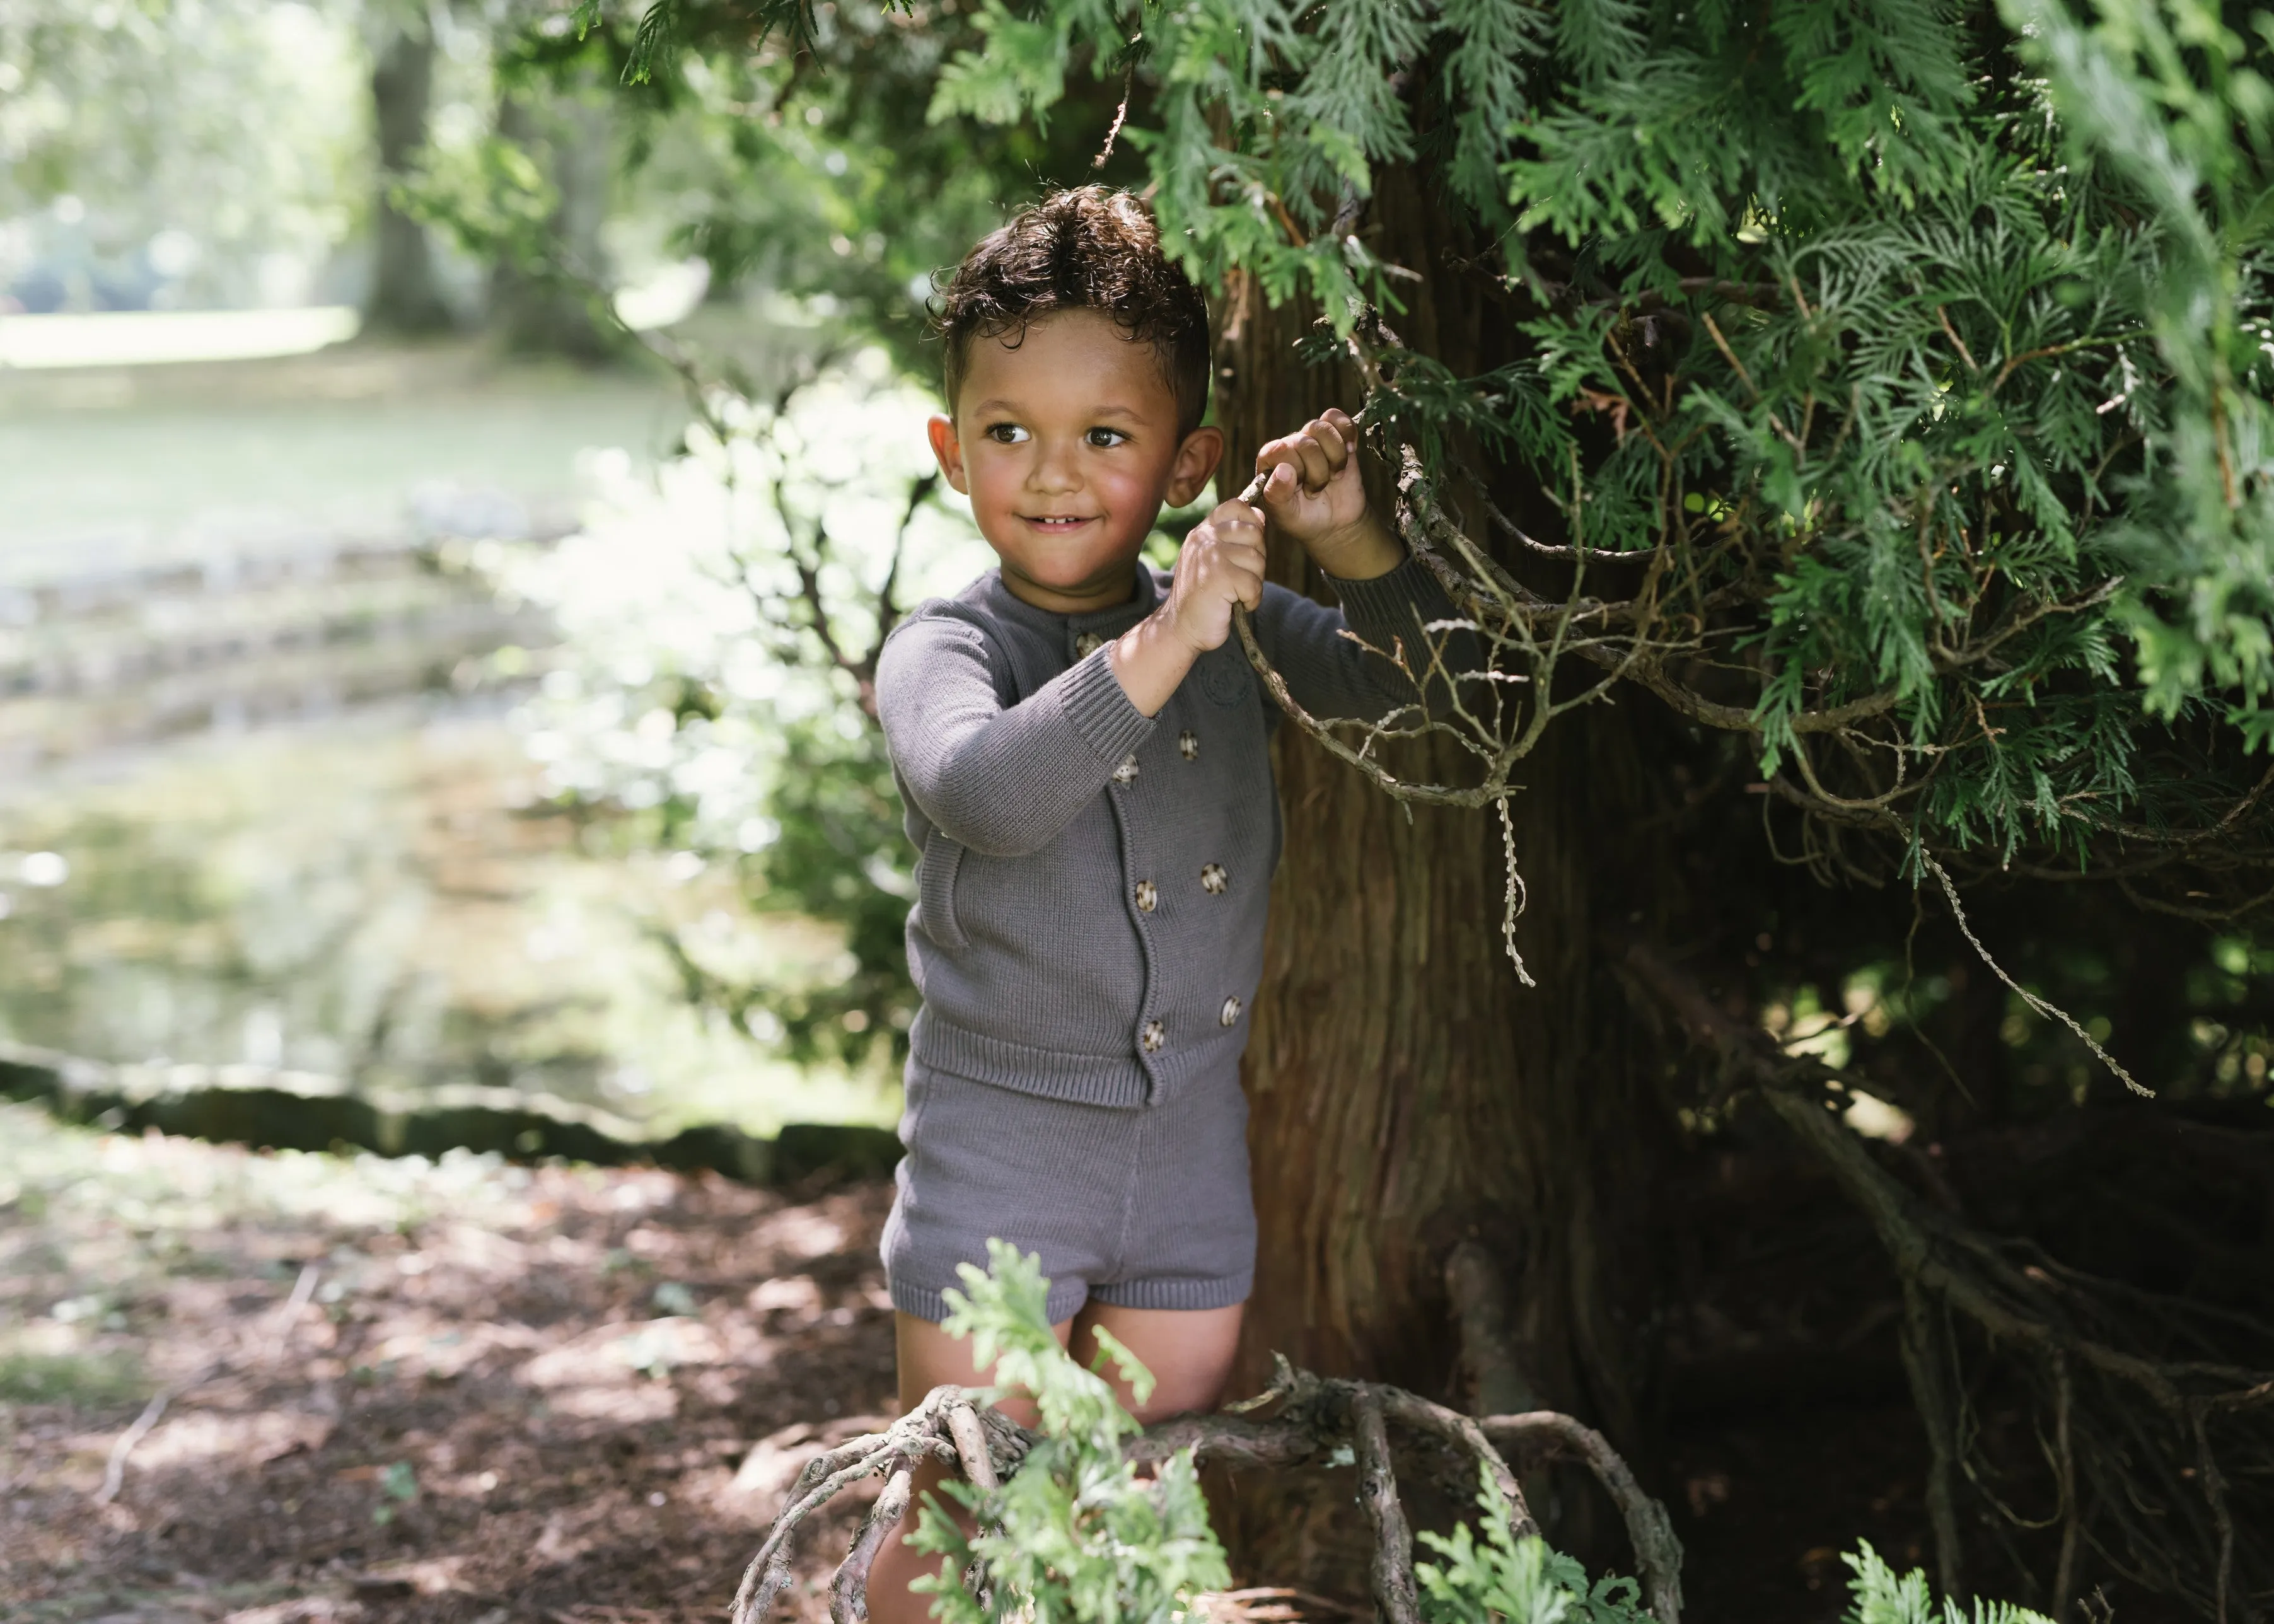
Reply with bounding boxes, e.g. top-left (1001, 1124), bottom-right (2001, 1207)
top-left (1212, 178), bottom-right (1683, 1582)
top-left (367, 22), bottom-right (455, 335)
